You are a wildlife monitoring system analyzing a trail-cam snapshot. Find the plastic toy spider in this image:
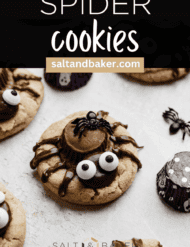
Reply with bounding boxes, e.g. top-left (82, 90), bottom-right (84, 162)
top-left (163, 107), bottom-right (190, 140)
top-left (72, 111), bottom-right (113, 138)
top-left (30, 111), bottom-right (143, 197)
